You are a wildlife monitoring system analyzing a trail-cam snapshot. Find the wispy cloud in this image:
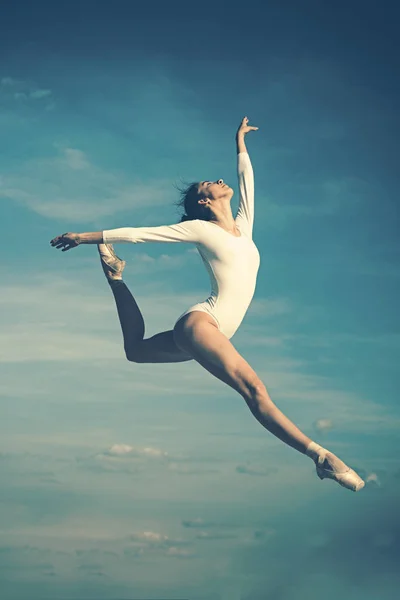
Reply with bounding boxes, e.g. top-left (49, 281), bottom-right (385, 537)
top-left (1, 76), bottom-right (54, 108)
top-left (128, 530), bottom-right (193, 557)
top-left (1, 272), bottom-right (398, 440)
top-left (0, 274), bottom-right (199, 363)
top-left (235, 463), bottom-right (278, 476)
top-left (1, 77), bottom-right (17, 86)
top-left (103, 443), bottom-right (168, 458)
top-left (264, 176), bottom-right (369, 227)
top-left (246, 297), bottom-right (293, 318)
top-left (0, 146), bottom-right (176, 222)
top-left (77, 442), bottom-right (170, 474)
top-left (313, 418), bottom-right (334, 433)
top-left (195, 531), bottom-right (238, 540)
top-left (29, 89), bottom-right (52, 100)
